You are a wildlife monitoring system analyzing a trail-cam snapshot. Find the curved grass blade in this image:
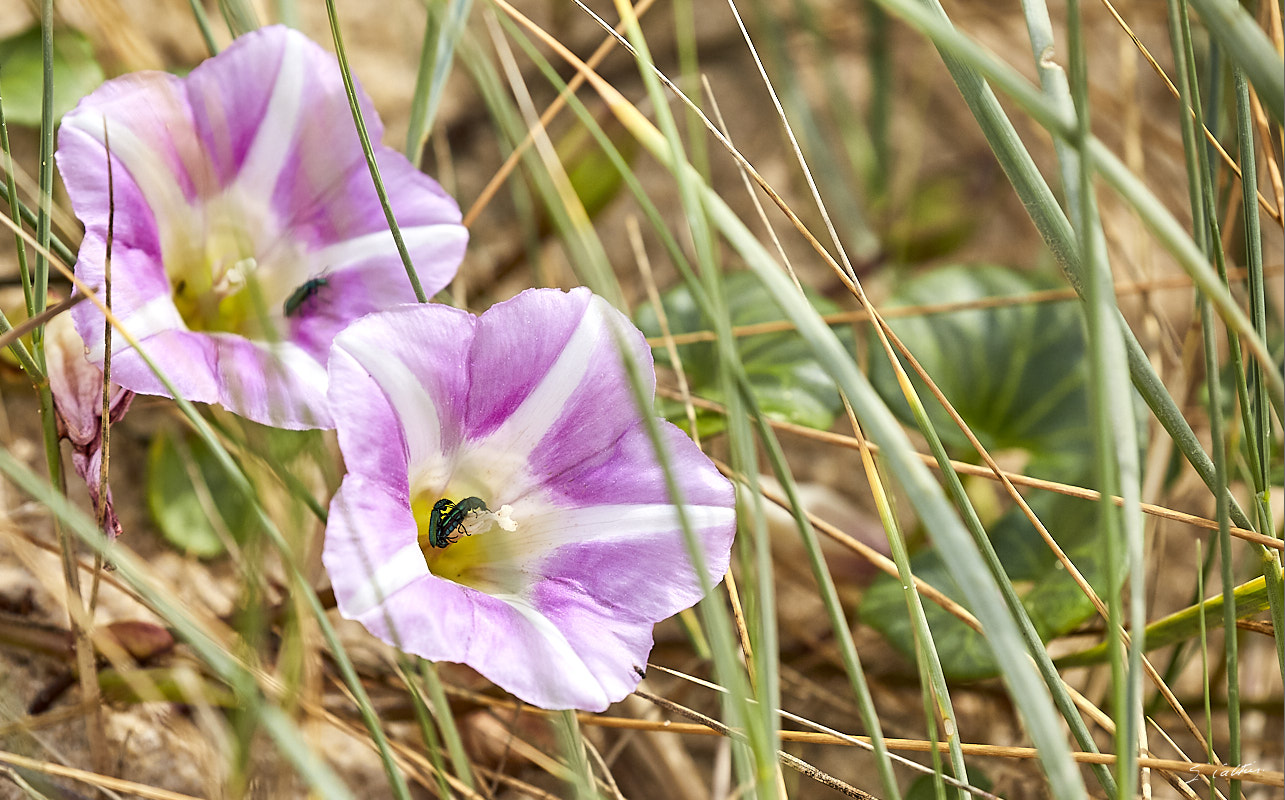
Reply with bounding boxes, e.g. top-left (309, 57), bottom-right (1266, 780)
top-left (324, 0), bottom-right (428, 304)
top-left (1055, 577), bottom-right (1275, 668)
top-left (405, 0), bottom-right (473, 162)
top-left (1186, 0), bottom-right (1284, 123)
